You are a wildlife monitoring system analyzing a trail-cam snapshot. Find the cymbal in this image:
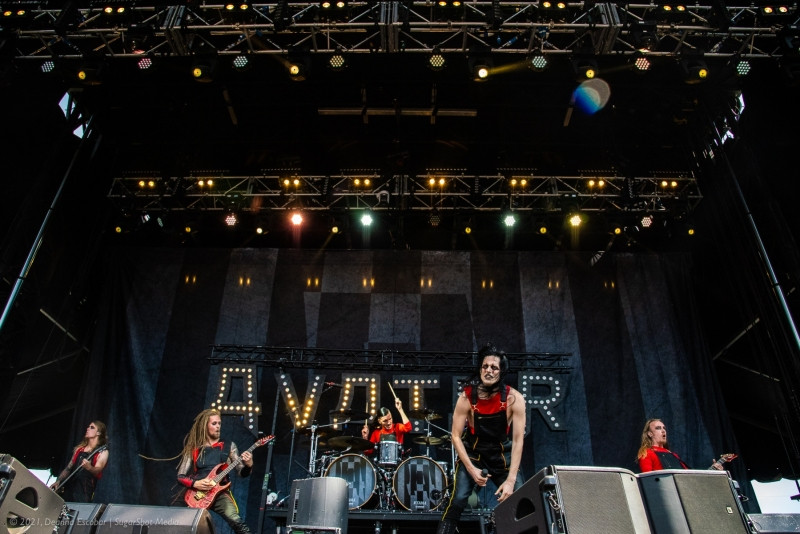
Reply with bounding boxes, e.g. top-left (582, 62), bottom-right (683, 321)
top-left (330, 409), bottom-right (370, 420)
top-left (413, 436), bottom-right (444, 446)
top-left (297, 427), bottom-right (341, 439)
top-left (327, 436), bottom-right (374, 452)
top-left (408, 409), bottom-right (442, 420)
